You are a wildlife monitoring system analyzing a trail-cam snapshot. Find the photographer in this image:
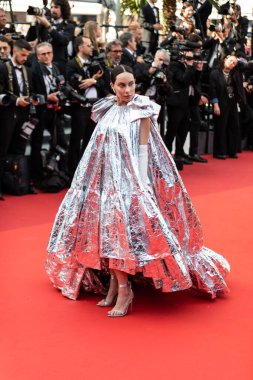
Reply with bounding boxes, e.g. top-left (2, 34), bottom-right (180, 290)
top-left (163, 46), bottom-right (197, 164)
top-left (238, 59), bottom-right (253, 150)
top-left (145, 49), bottom-right (172, 136)
top-left (66, 35), bottom-right (106, 176)
top-left (26, 0), bottom-right (75, 75)
top-left (187, 33), bottom-right (209, 163)
top-left (105, 40), bottom-right (123, 69)
top-left (209, 54), bottom-right (246, 159)
top-left (30, 42), bottom-right (68, 183)
top-left (0, 39), bottom-right (34, 199)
